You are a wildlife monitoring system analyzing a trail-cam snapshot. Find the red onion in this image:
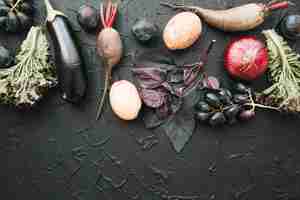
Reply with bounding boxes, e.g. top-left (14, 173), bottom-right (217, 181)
top-left (224, 36), bottom-right (268, 81)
